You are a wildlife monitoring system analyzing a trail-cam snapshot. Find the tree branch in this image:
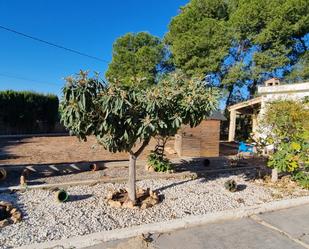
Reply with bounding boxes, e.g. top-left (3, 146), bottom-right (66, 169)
top-left (299, 37), bottom-right (308, 51)
top-left (133, 138), bottom-right (150, 158)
